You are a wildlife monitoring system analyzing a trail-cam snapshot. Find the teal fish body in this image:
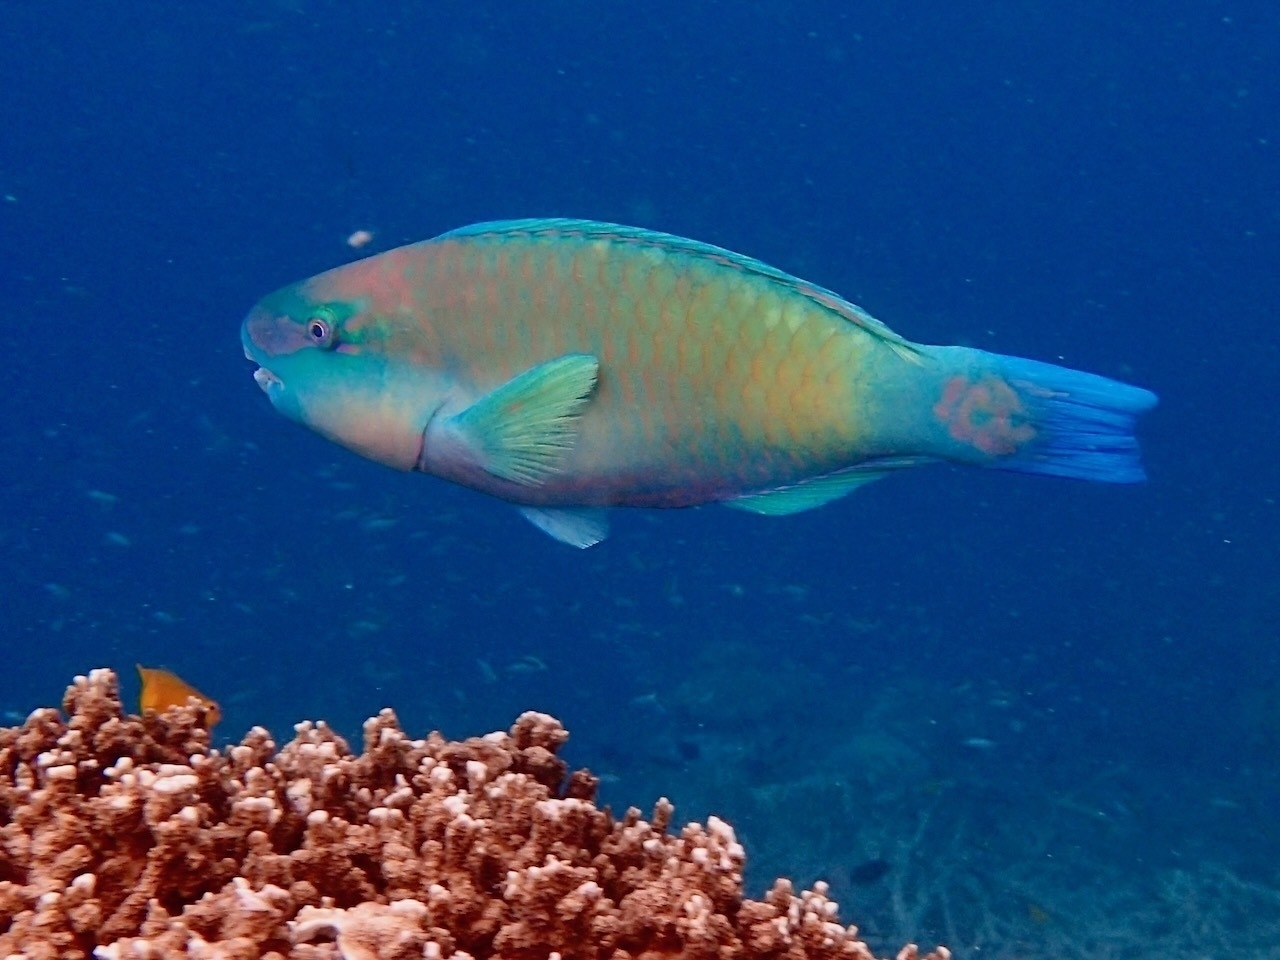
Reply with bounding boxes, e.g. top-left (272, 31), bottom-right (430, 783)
top-left (242, 219), bottom-right (1156, 546)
